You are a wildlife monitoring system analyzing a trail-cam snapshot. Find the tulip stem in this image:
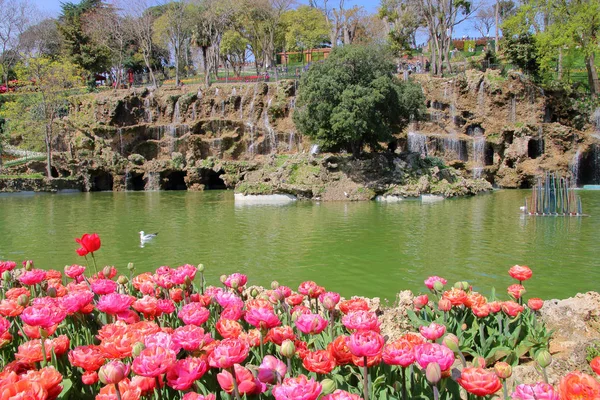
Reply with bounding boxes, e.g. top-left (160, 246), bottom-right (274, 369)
top-left (39, 332), bottom-right (47, 368)
top-left (90, 253), bottom-right (98, 274)
top-left (155, 377), bottom-right (162, 400)
top-left (259, 331), bottom-right (265, 359)
top-left (433, 385), bottom-right (440, 400)
top-left (479, 323), bottom-right (486, 348)
top-left (115, 383), bottom-right (123, 400)
top-left (363, 357), bottom-right (369, 400)
top-left (286, 358), bottom-right (292, 376)
top-left (401, 366), bottom-right (407, 400)
top-left (229, 367), bottom-right (242, 400)
top-left (541, 366), bottom-right (549, 384)
top-left (502, 380), bottom-right (509, 400)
